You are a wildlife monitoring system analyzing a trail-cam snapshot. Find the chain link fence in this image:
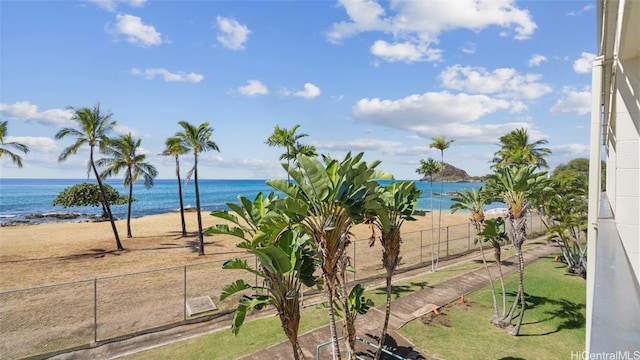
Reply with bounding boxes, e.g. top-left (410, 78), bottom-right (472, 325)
top-left (0, 212), bottom-right (545, 359)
